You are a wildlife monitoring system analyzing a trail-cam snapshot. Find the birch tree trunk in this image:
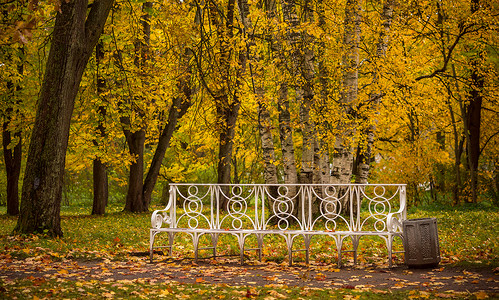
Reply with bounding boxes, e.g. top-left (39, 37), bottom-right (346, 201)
top-left (246, 0), bottom-right (279, 191)
top-left (330, 0), bottom-right (362, 185)
top-left (315, 0), bottom-right (331, 186)
top-left (298, 0), bottom-right (317, 185)
top-left (277, 0), bottom-right (299, 192)
top-left (258, 98), bottom-right (279, 189)
top-left (354, 0), bottom-right (394, 184)
top-left (278, 83), bottom-right (299, 188)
